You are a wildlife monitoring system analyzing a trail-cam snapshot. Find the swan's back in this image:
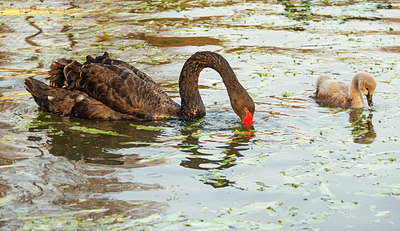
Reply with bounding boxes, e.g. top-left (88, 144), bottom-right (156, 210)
top-left (315, 75), bottom-right (350, 107)
top-left (47, 53), bottom-right (181, 120)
